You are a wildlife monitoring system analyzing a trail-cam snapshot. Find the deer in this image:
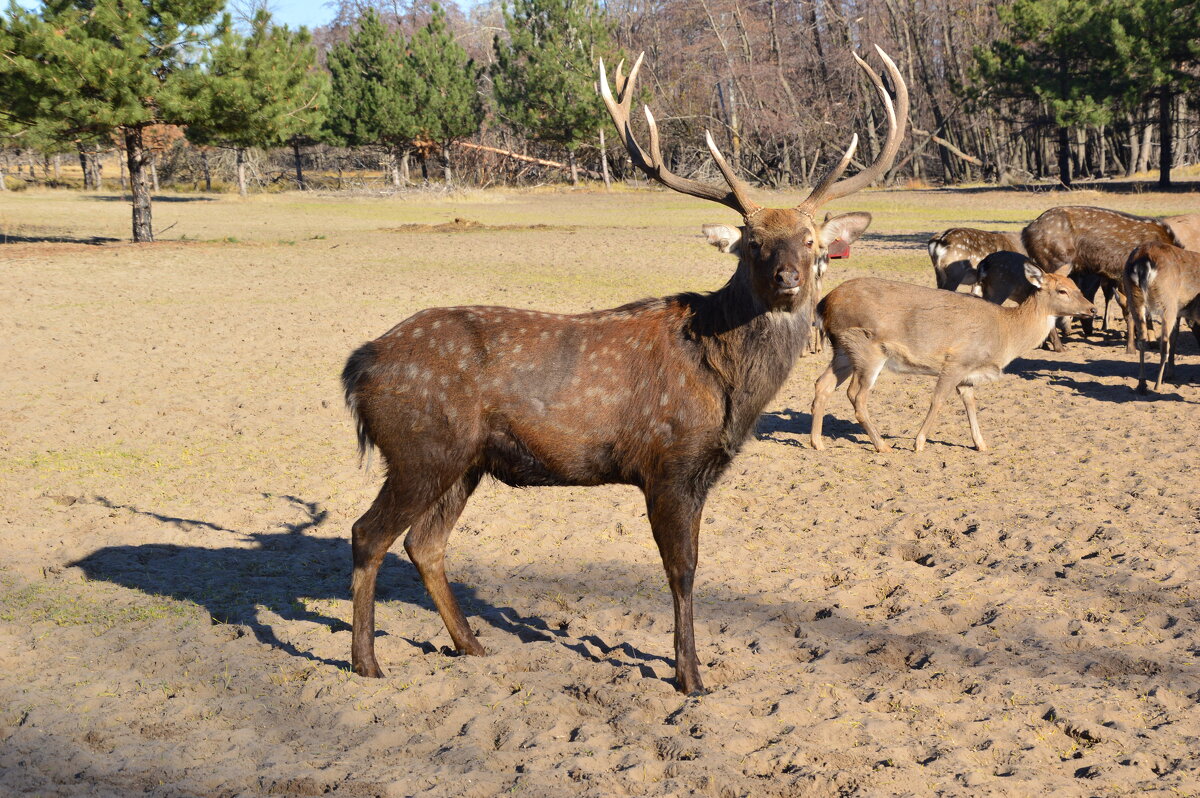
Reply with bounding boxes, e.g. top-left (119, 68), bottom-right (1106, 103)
top-left (1022, 206), bottom-right (1181, 352)
top-left (810, 264), bottom-right (1095, 453)
top-left (703, 210), bottom-right (849, 356)
top-left (340, 48), bottom-right (908, 694)
top-left (927, 228), bottom-right (1025, 294)
top-left (1125, 242), bottom-right (1200, 394)
top-left (979, 252), bottom-right (1117, 336)
top-left (1163, 213), bottom-right (1200, 250)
